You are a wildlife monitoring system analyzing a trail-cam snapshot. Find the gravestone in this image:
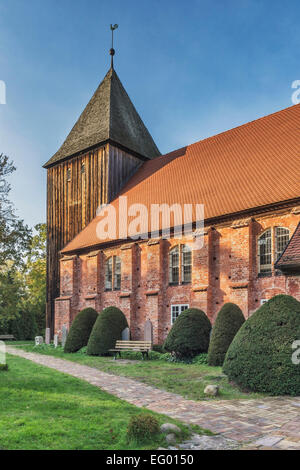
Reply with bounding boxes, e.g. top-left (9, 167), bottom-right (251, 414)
top-left (35, 336), bottom-right (43, 346)
top-left (54, 334), bottom-right (59, 348)
top-left (122, 327), bottom-right (130, 341)
top-left (45, 328), bottom-right (50, 345)
top-left (0, 341), bottom-right (6, 365)
top-left (62, 325), bottom-right (68, 348)
top-left (144, 319), bottom-right (153, 343)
